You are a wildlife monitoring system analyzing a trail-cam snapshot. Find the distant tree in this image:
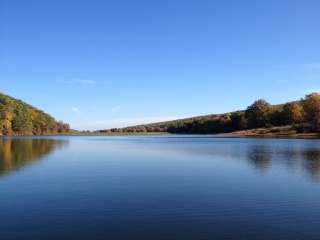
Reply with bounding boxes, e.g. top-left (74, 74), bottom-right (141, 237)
top-left (139, 126), bottom-right (147, 132)
top-left (145, 126), bottom-right (152, 132)
top-left (152, 126), bottom-right (162, 132)
top-left (238, 116), bottom-right (248, 130)
top-left (219, 114), bottom-right (232, 132)
top-left (57, 121), bottom-right (70, 133)
top-left (230, 112), bottom-right (244, 131)
top-left (0, 96), bottom-right (14, 135)
top-left (269, 109), bottom-right (283, 126)
top-left (281, 102), bottom-right (303, 125)
top-left (0, 111), bottom-right (13, 135)
top-left (12, 103), bottom-right (33, 135)
top-left (245, 99), bottom-right (273, 128)
top-left (303, 93), bottom-right (320, 131)
top-left (33, 113), bottom-right (48, 135)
